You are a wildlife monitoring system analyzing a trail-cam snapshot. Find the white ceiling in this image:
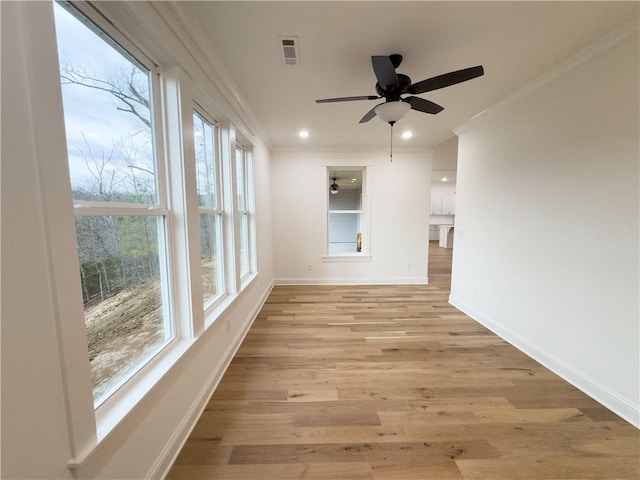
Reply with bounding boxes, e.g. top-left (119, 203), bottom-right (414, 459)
top-left (186, 1), bottom-right (637, 150)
